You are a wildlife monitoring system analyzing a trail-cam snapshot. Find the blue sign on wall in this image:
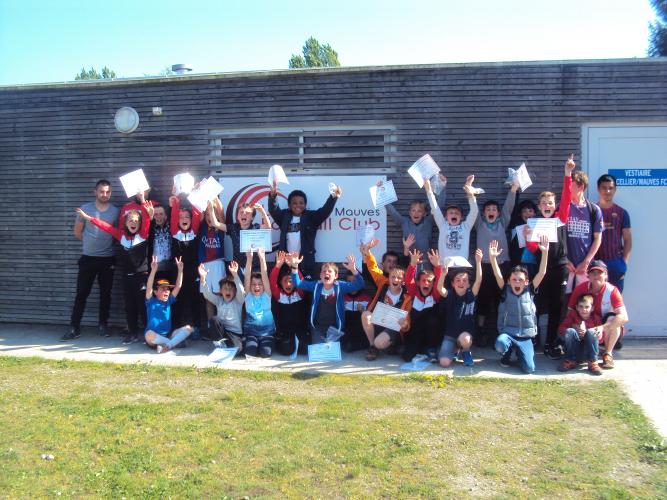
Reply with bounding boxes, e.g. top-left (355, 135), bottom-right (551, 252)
top-left (608, 169), bottom-right (667, 187)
